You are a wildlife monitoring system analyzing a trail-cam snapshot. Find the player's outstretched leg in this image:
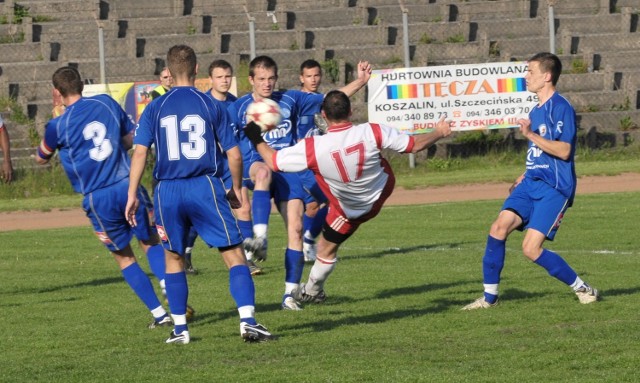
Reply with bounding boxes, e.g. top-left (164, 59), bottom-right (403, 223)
top-left (535, 249), bottom-right (599, 304)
